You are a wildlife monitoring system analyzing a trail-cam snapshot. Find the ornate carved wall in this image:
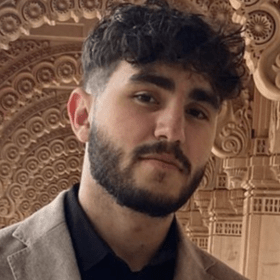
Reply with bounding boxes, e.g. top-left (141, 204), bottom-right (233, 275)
top-left (0, 0), bottom-right (280, 279)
